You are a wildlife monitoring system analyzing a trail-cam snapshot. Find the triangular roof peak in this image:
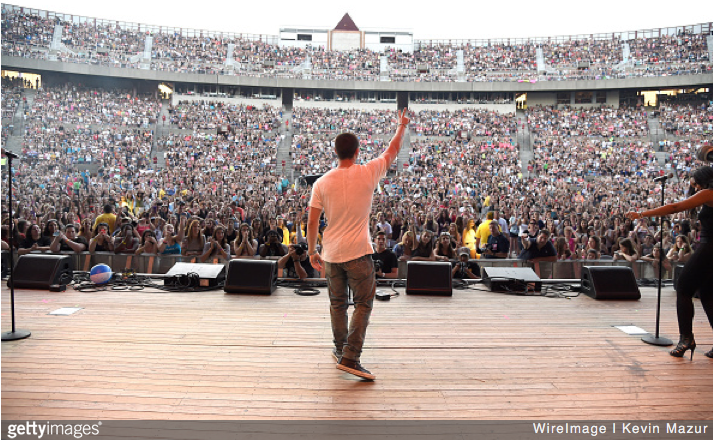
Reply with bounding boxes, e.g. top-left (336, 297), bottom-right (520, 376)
top-left (334, 13), bottom-right (359, 32)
